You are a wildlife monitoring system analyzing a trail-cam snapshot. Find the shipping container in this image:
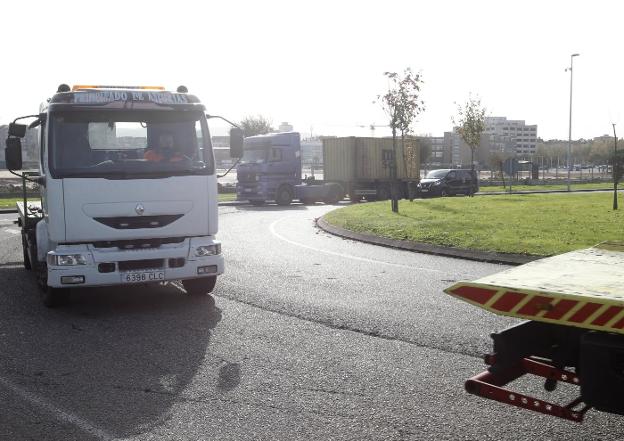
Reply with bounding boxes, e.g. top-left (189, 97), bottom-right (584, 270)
top-left (323, 137), bottom-right (420, 181)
